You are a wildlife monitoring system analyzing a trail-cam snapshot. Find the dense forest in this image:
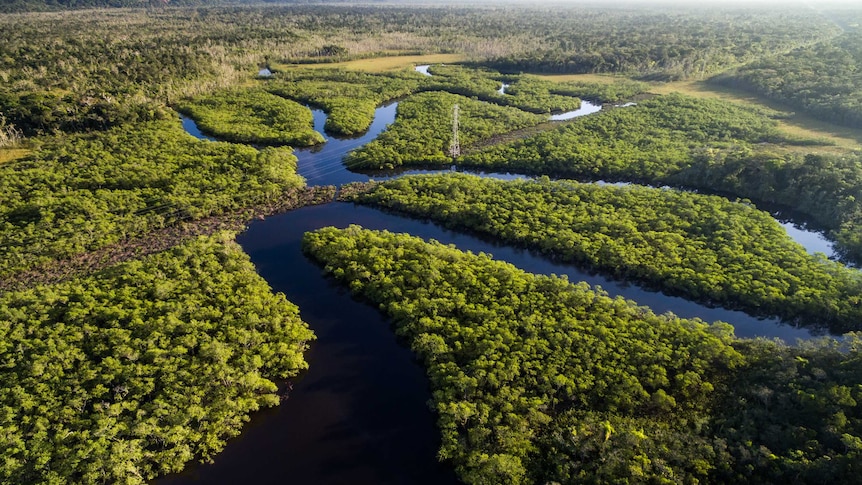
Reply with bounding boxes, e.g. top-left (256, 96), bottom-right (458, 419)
top-left (345, 86), bottom-right (862, 254)
top-left (0, 0), bottom-right (354, 12)
top-left (2, 2), bottom-right (862, 484)
top-left (177, 88), bottom-right (323, 146)
top-left (0, 233), bottom-right (313, 484)
top-left (343, 174), bottom-right (862, 332)
top-left (443, 94), bottom-right (862, 263)
top-left (265, 68), bottom-right (423, 135)
top-left (675, 148), bottom-right (862, 262)
top-left (0, 119), bottom-right (305, 277)
top-left (0, 0), bottom-right (205, 12)
top-left (350, 90), bottom-right (805, 174)
top-left (420, 65), bottom-right (583, 114)
top-left (303, 225), bottom-right (862, 484)
top-left (262, 65), bottom-right (639, 138)
top-left (459, 93), bottom-right (797, 179)
top-left (0, 4), bottom-right (841, 135)
top-left (346, 91), bottom-right (547, 168)
top-left (474, 9), bottom-right (839, 80)
top-left (711, 29), bottom-right (862, 129)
